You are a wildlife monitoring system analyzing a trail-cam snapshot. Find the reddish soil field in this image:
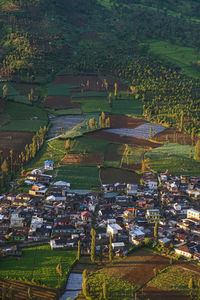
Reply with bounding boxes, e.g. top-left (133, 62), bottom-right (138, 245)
top-left (100, 167), bottom-right (141, 184)
top-left (0, 278), bottom-right (58, 300)
top-left (102, 74), bottom-right (128, 92)
top-left (86, 131), bottom-right (162, 148)
top-left (138, 286), bottom-right (188, 300)
top-left (52, 75), bottom-right (102, 87)
top-left (0, 132), bottom-right (34, 160)
top-left (154, 128), bottom-right (197, 145)
top-left (11, 82), bottom-right (40, 96)
top-left (61, 153), bottom-right (104, 165)
top-left (121, 162), bottom-right (142, 170)
top-left (109, 115), bottom-right (146, 128)
top-left (44, 96), bottom-right (81, 109)
top-left (121, 254), bottom-right (169, 286)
